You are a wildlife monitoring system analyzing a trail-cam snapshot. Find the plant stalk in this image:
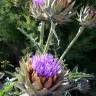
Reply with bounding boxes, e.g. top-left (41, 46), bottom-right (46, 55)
top-left (44, 21), bottom-right (56, 53)
top-left (39, 21), bottom-right (45, 48)
top-left (59, 26), bottom-right (85, 62)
